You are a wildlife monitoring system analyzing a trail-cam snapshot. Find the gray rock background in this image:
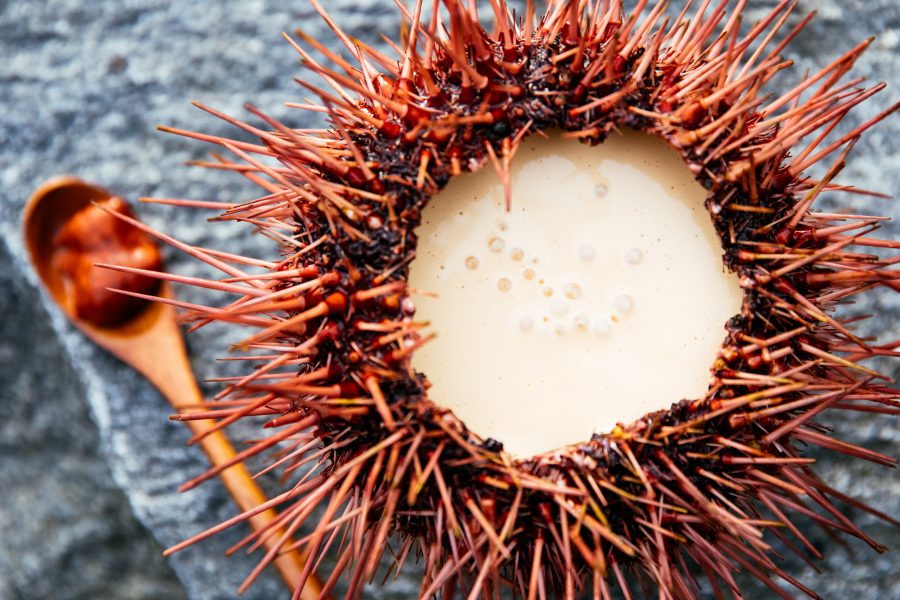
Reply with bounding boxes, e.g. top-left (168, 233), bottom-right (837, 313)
top-left (0, 1), bottom-right (896, 598)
